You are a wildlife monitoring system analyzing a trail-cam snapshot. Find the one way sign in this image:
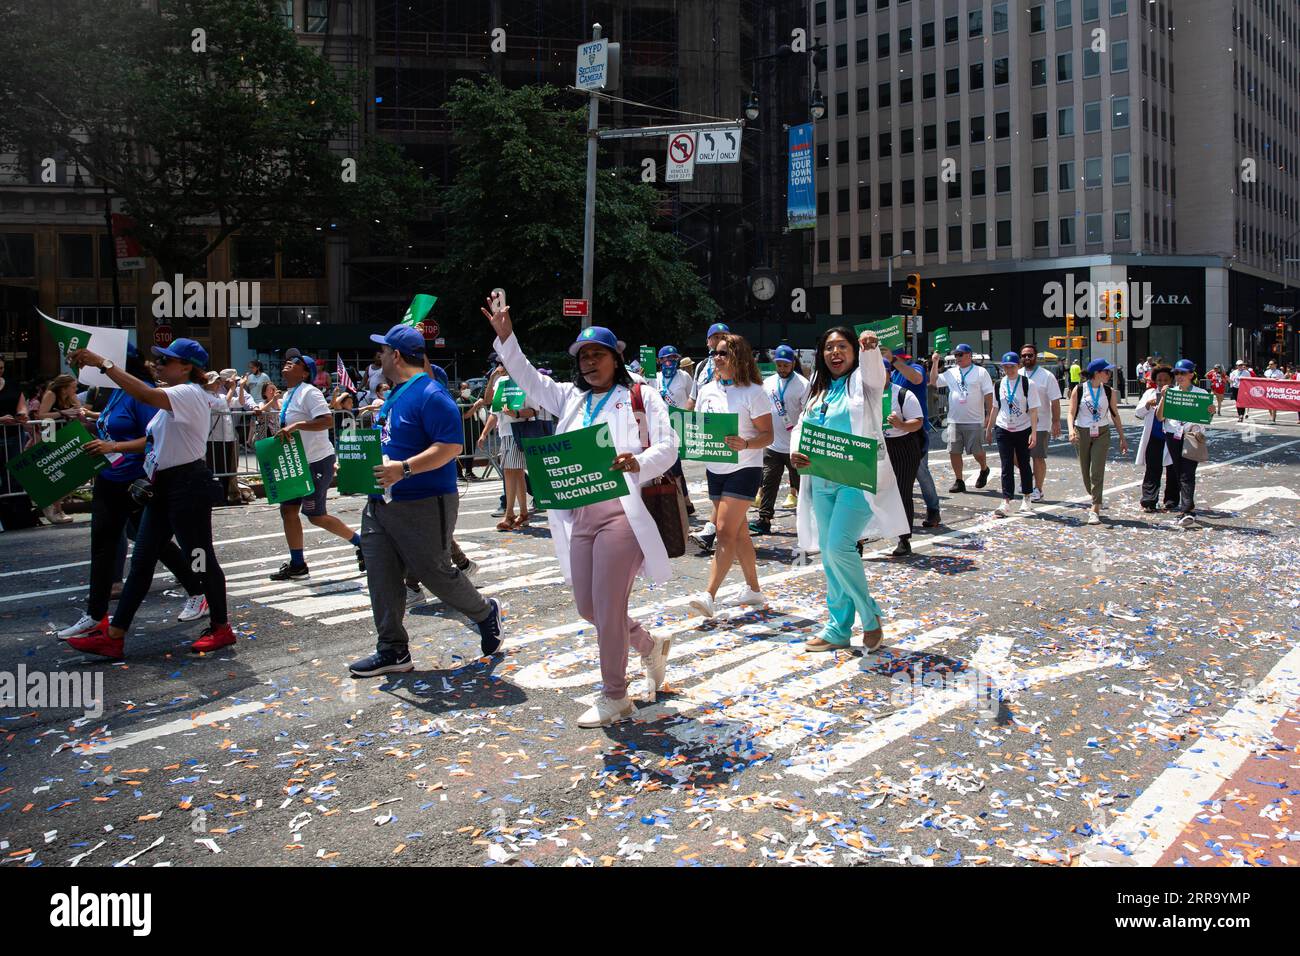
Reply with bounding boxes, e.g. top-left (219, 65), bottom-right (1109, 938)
top-left (696, 127), bottom-right (743, 164)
